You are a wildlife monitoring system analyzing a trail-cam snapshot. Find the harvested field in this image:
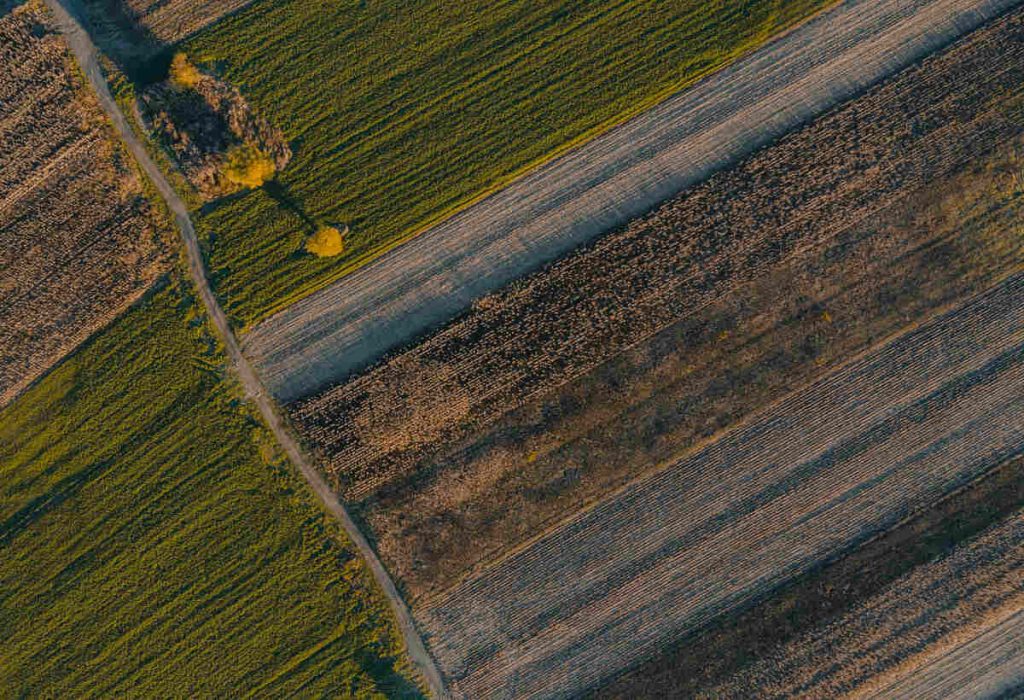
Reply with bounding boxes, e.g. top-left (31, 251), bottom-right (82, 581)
top-left (705, 510), bottom-right (1024, 699)
top-left (599, 456), bottom-right (1024, 697)
top-left (291, 8), bottom-right (1024, 598)
top-left (418, 274), bottom-right (1024, 698)
top-left (865, 608), bottom-right (1024, 699)
top-left (248, 0), bottom-right (1021, 399)
top-left (0, 0), bottom-right (169, 409)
